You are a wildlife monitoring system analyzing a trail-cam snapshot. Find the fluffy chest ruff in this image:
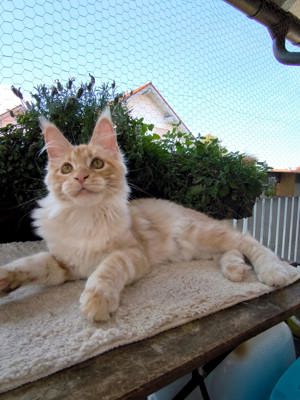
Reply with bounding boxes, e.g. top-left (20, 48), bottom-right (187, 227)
top-left (32, 196), bottom-right (131, 278)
